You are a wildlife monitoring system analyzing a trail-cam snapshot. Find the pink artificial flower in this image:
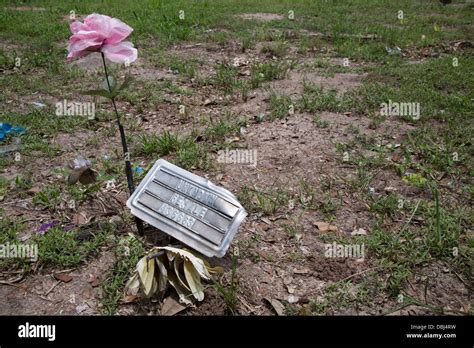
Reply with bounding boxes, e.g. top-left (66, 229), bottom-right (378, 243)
top-left (67, 13), bottom-right (137, 64)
